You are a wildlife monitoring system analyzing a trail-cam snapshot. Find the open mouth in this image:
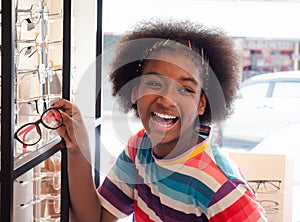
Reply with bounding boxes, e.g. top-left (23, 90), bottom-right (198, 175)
top-left (151, 112), bottom-right (179, 129)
